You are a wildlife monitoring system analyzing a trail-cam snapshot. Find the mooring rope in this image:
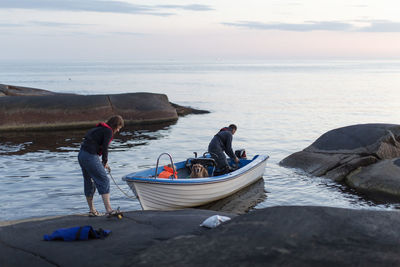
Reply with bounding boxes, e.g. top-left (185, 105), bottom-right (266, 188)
top-left (108, 169), bottom-right (138, 200)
